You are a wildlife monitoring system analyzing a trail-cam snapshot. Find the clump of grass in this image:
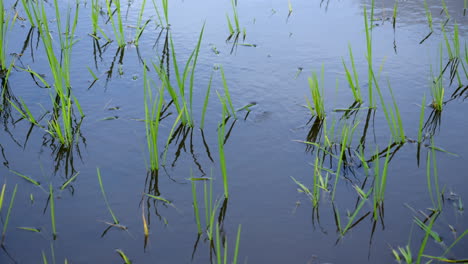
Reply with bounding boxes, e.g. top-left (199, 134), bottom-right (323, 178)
top-left (143, 62), bottom-right (165, 172)
top-left (429, 46), bottom-right (445, 112)
top-left (152, 25), bottom-right (205, 127)
top-left (305, 66), bottom-right (325, 119)
top-left (105, 0), bottom-right (125, 47)
top-left (371, 142), bottom-right (392, 219)
top-left (0, 1), bottom-right (17, 72)
top-left (342, 44), bottom-right (362, 103)
top-left (331, 124), bottom-right (351, 201)
top-left (29, 0), bottom-right (83, 147)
